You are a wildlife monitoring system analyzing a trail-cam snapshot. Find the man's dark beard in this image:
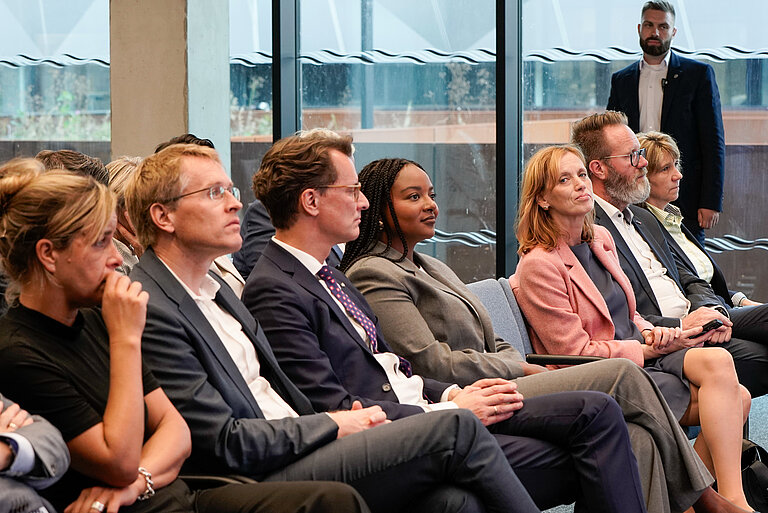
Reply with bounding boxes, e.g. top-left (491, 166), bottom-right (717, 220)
top-left (640, 36), bottom-right (671, 57)
top-left (603, 162), bottom-right (651, 206)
